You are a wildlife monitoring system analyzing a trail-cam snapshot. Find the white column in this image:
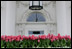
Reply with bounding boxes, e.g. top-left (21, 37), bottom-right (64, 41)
top-left (1, 1), bottom-right (6, 35)
top-left (56, 1), bottom-right (67, 36)
top-left (6, 1), bottom-right (16, 35)
top-left (66, 1), bottom-right (71, 36)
